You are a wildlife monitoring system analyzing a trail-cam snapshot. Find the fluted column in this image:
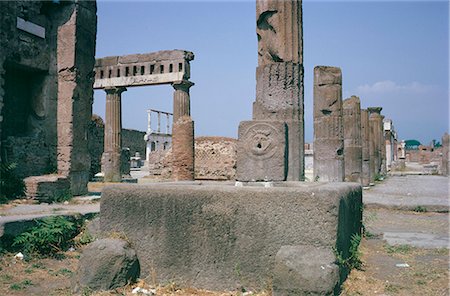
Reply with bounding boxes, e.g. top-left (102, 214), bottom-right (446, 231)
top-left (172, 80), bottom-right (195, 181)
top-left (361, 109), bottom-right (371, 187)
top-left (173, 80), bottom-right (193, 122)
top-left (343, 96), bottom-right (362, 183)
top-left (102, 87), bottom-right (126, 182)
